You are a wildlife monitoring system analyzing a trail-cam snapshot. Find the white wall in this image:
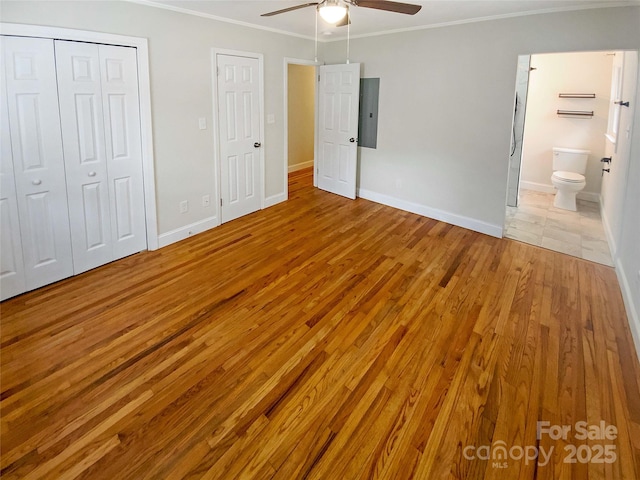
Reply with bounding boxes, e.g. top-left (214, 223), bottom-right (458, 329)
top-left (609, 51), bottom-right (640, 357)
top-left (287, 64), bottom-right (315, 169)
top-left (520, 51), bottom-right (613, 200)
top-left (618, 108), bottom-right (640, 354)
top-left (0, 0), bottom-right (316, 236)
top-left (323, 6), bottom-right (640, 235)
